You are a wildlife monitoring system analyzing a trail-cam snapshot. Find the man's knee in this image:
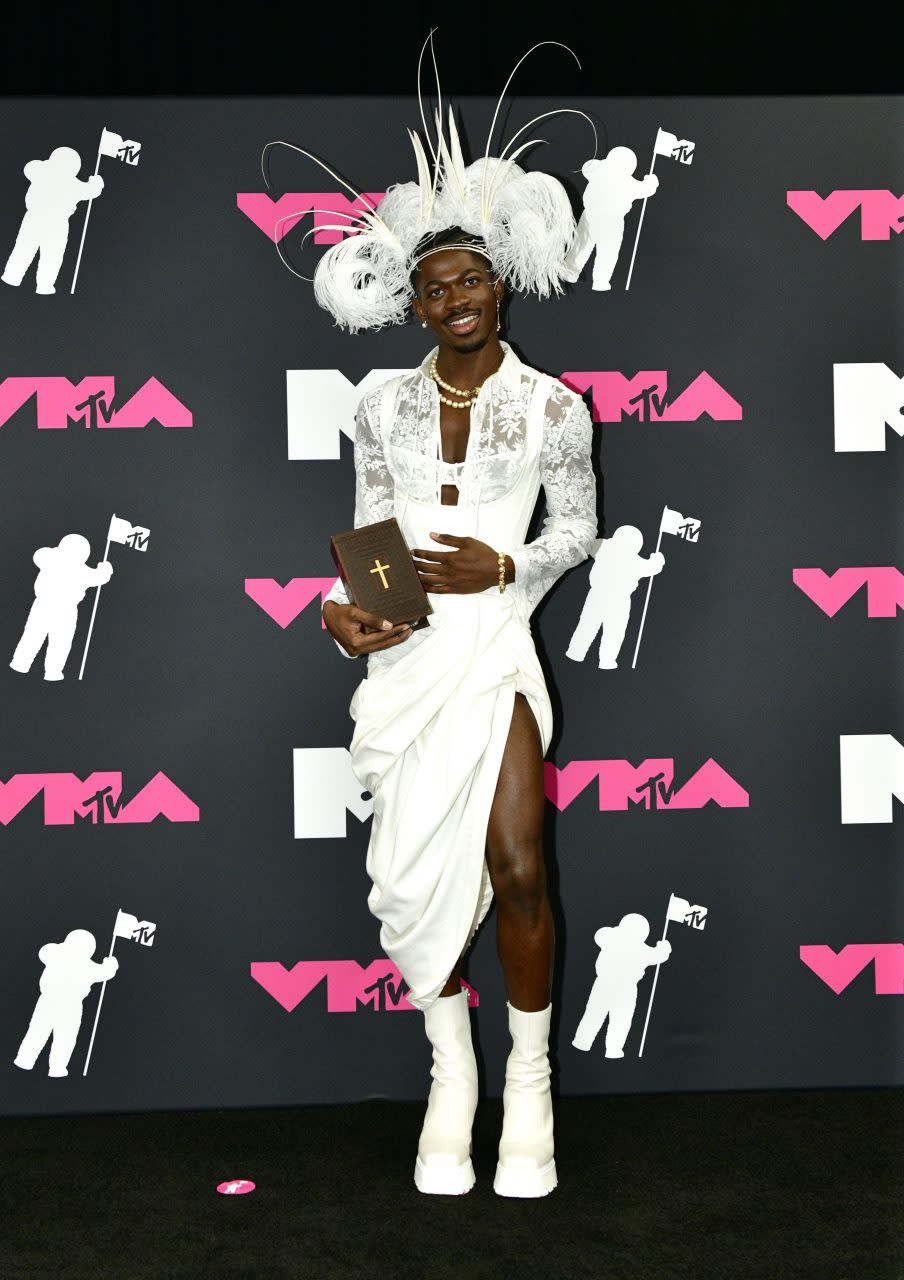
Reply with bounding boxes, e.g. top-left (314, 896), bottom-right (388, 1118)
top-left (490, 843), bottom-right (548, 917)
